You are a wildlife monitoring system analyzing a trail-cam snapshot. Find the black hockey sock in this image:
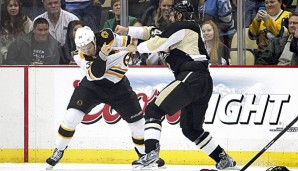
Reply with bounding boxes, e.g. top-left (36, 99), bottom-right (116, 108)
top-left (209, 145), bottom-right (224, 163)
top-left (145, 139), bottom-right (159, 153)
